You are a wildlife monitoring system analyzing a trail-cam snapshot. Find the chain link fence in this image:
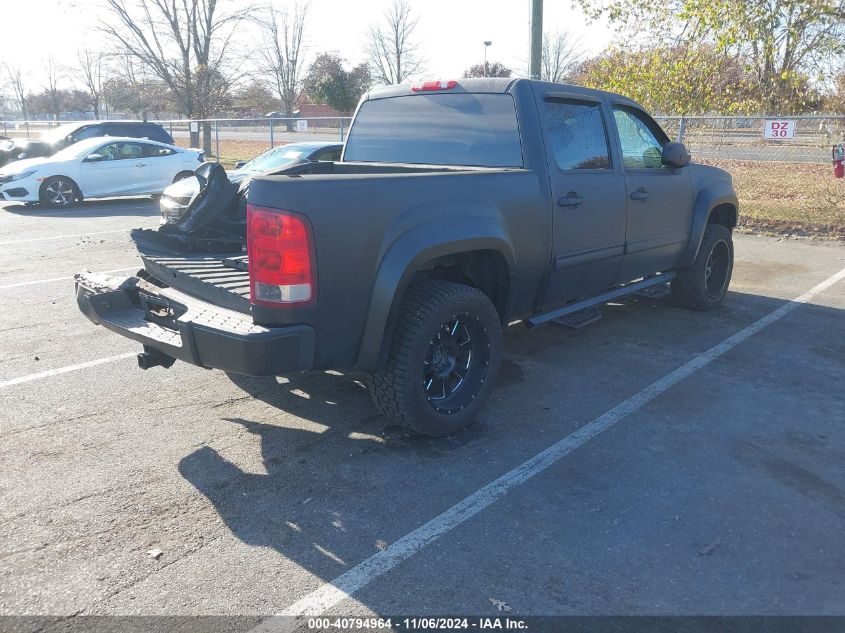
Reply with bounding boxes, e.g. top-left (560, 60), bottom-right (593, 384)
top-left (655, 115), bottom-right (845, 164)
top-left (0, 117), bottom-right (351, 165)
top-left (155, 117), bottom-right (350, 163)
top-left (5, 114), bottom-right (844, 165)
